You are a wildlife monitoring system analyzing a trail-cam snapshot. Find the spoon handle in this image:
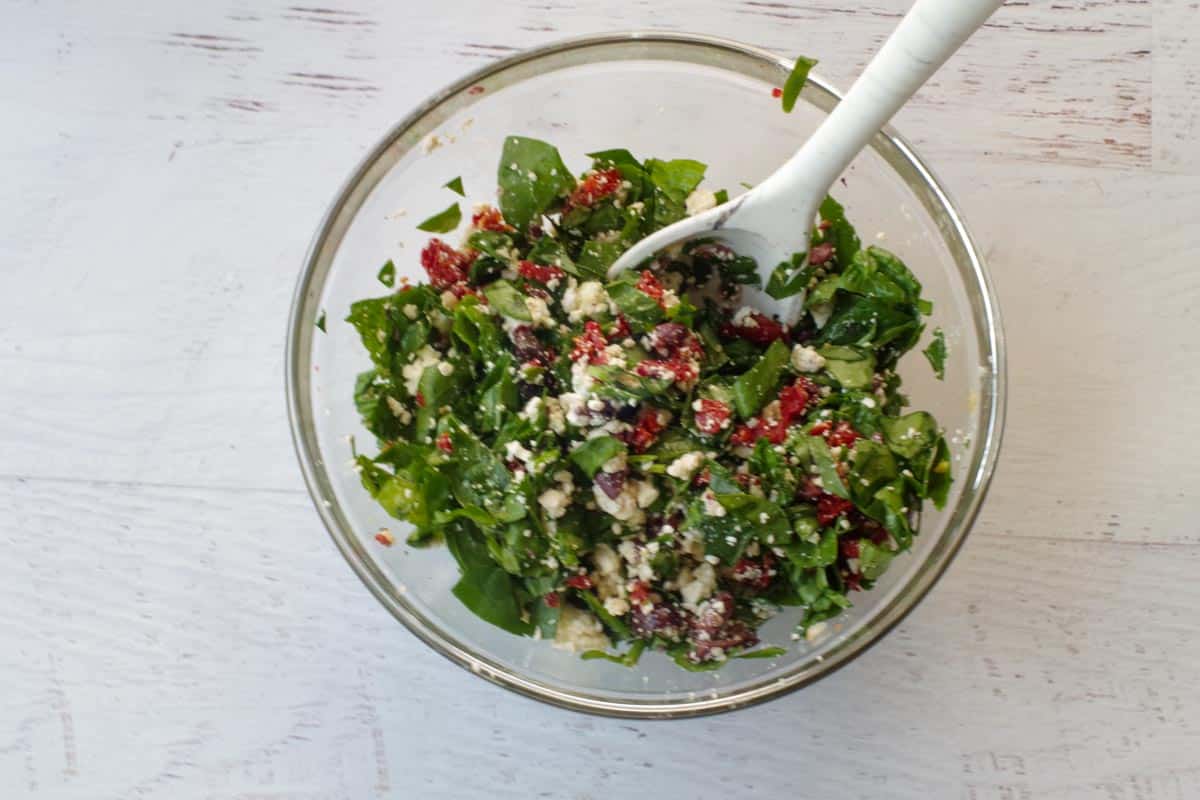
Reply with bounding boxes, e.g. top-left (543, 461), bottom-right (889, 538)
top-left (768, 0), bottom-right (1004, 202)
